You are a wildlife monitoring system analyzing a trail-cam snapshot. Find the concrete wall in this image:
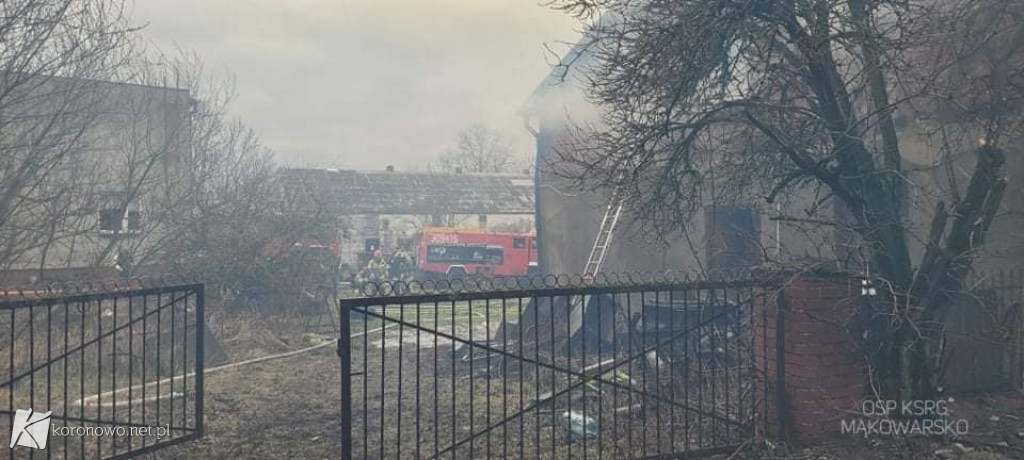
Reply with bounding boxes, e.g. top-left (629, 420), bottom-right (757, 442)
top-left (535, 123), bottom-right (705, 276)
top-left (2, 77), bottom-right (192, 278)
top-left (534, 119), bottom-right (861, 277)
